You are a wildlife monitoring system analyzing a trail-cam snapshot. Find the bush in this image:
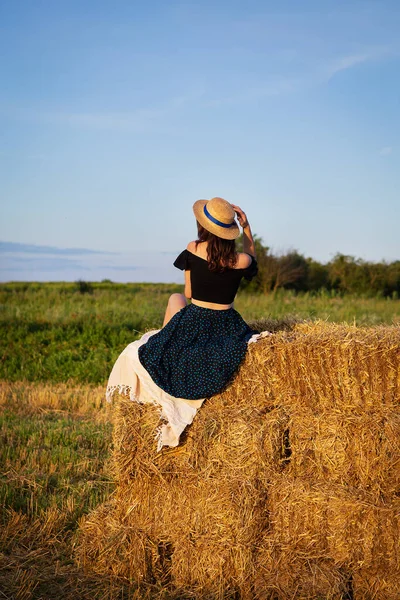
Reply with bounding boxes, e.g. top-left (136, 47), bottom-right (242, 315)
top-left (75, 280), bottom-right (93, 294)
